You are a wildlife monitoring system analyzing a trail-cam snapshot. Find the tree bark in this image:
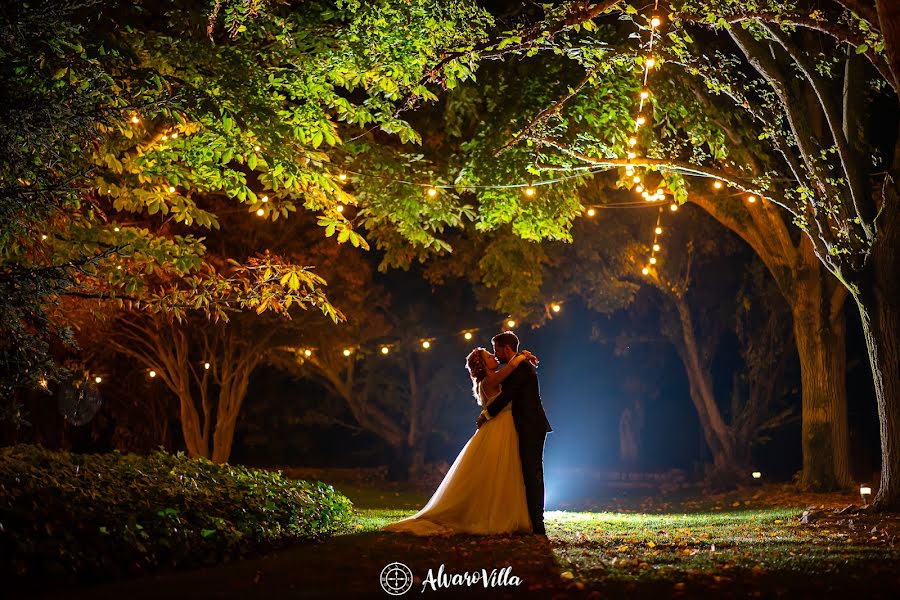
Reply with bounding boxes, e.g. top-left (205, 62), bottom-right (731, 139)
top-left (876, 0), bottom-right (900, 94)
top-left (853, 193), bottom-right (900, 509)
